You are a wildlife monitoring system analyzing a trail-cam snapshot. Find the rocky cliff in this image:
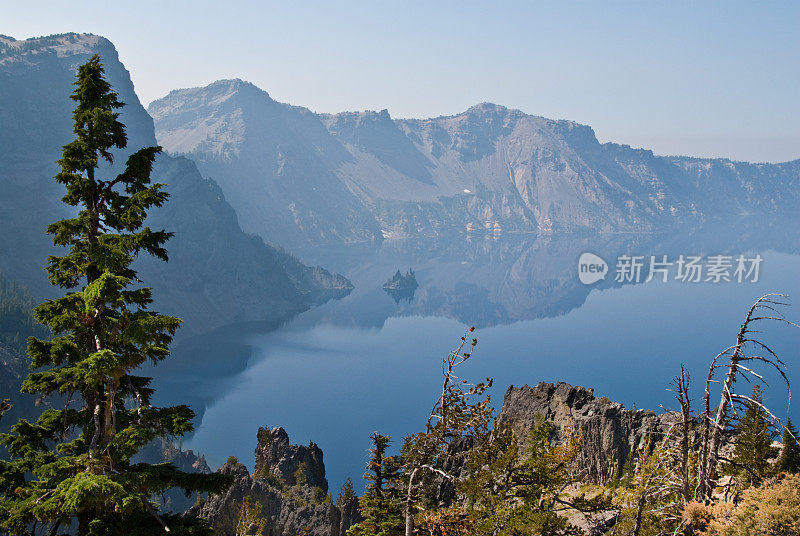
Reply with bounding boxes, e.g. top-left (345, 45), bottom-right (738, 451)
top-left (496, 382), bottom-right (677, 483)
top-left (188, 427), bottom-right (359, 536)
top-left (189, 386), bottom-right (688, 534)
top-left (149, 79), bottom-right (800, 252)
top-left (254, 427), bottom-right (328, 491)
top-left (0, 34), bottom-right (352, 337)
